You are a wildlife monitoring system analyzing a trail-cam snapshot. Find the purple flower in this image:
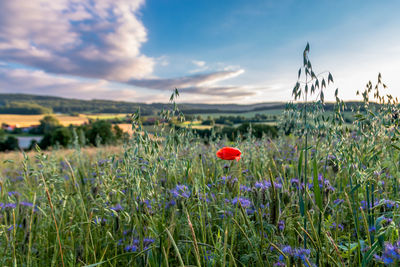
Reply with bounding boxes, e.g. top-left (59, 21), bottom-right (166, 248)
top-left (110, 204), bottom-right (123, 212)
top-left (333, 199), bottom-right (344, 205)
top-left (240, 185), bottom-right (252, 192)
top-left (125, 245), bottom-right (138, 252)
top-left (170, 184), bottom-right (190, 199)
top-left (221, 176), bottom-right (238, 185)
top-left (330, 223), bottom-right (344, 231)
top-left (278, 220), bottom-right (285, 231)
top-left (93, 218), bottom-right (107, 225)
top-left (8, 191), bottom-right (21, 197)
top-left (383, 256), bottom-right (393, 264)
top-left (20, 201), bottom-right (33, 207)
top-left (282, 245), bottom-right (292, 254)
top-left (4, 203), bottom-right (17, 209)
top-left (143, 238), bottom-right (154, 248)
top-left (231, 197), bottom-right (251, 208)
